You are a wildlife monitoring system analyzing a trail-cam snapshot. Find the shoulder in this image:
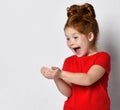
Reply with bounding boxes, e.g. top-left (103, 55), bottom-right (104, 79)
top-left (95, 51), bottom-right (111, 65)
top-left (63, 55), bottom-right (77, 64)
top-left (94, 51), bottom-right (111, 73)
top-left (97, 51), bottom-right (111, 59)
top-left (62, 55), bottom-right (77, 70)
top-left (64, 55), bottom-right (77, 61)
